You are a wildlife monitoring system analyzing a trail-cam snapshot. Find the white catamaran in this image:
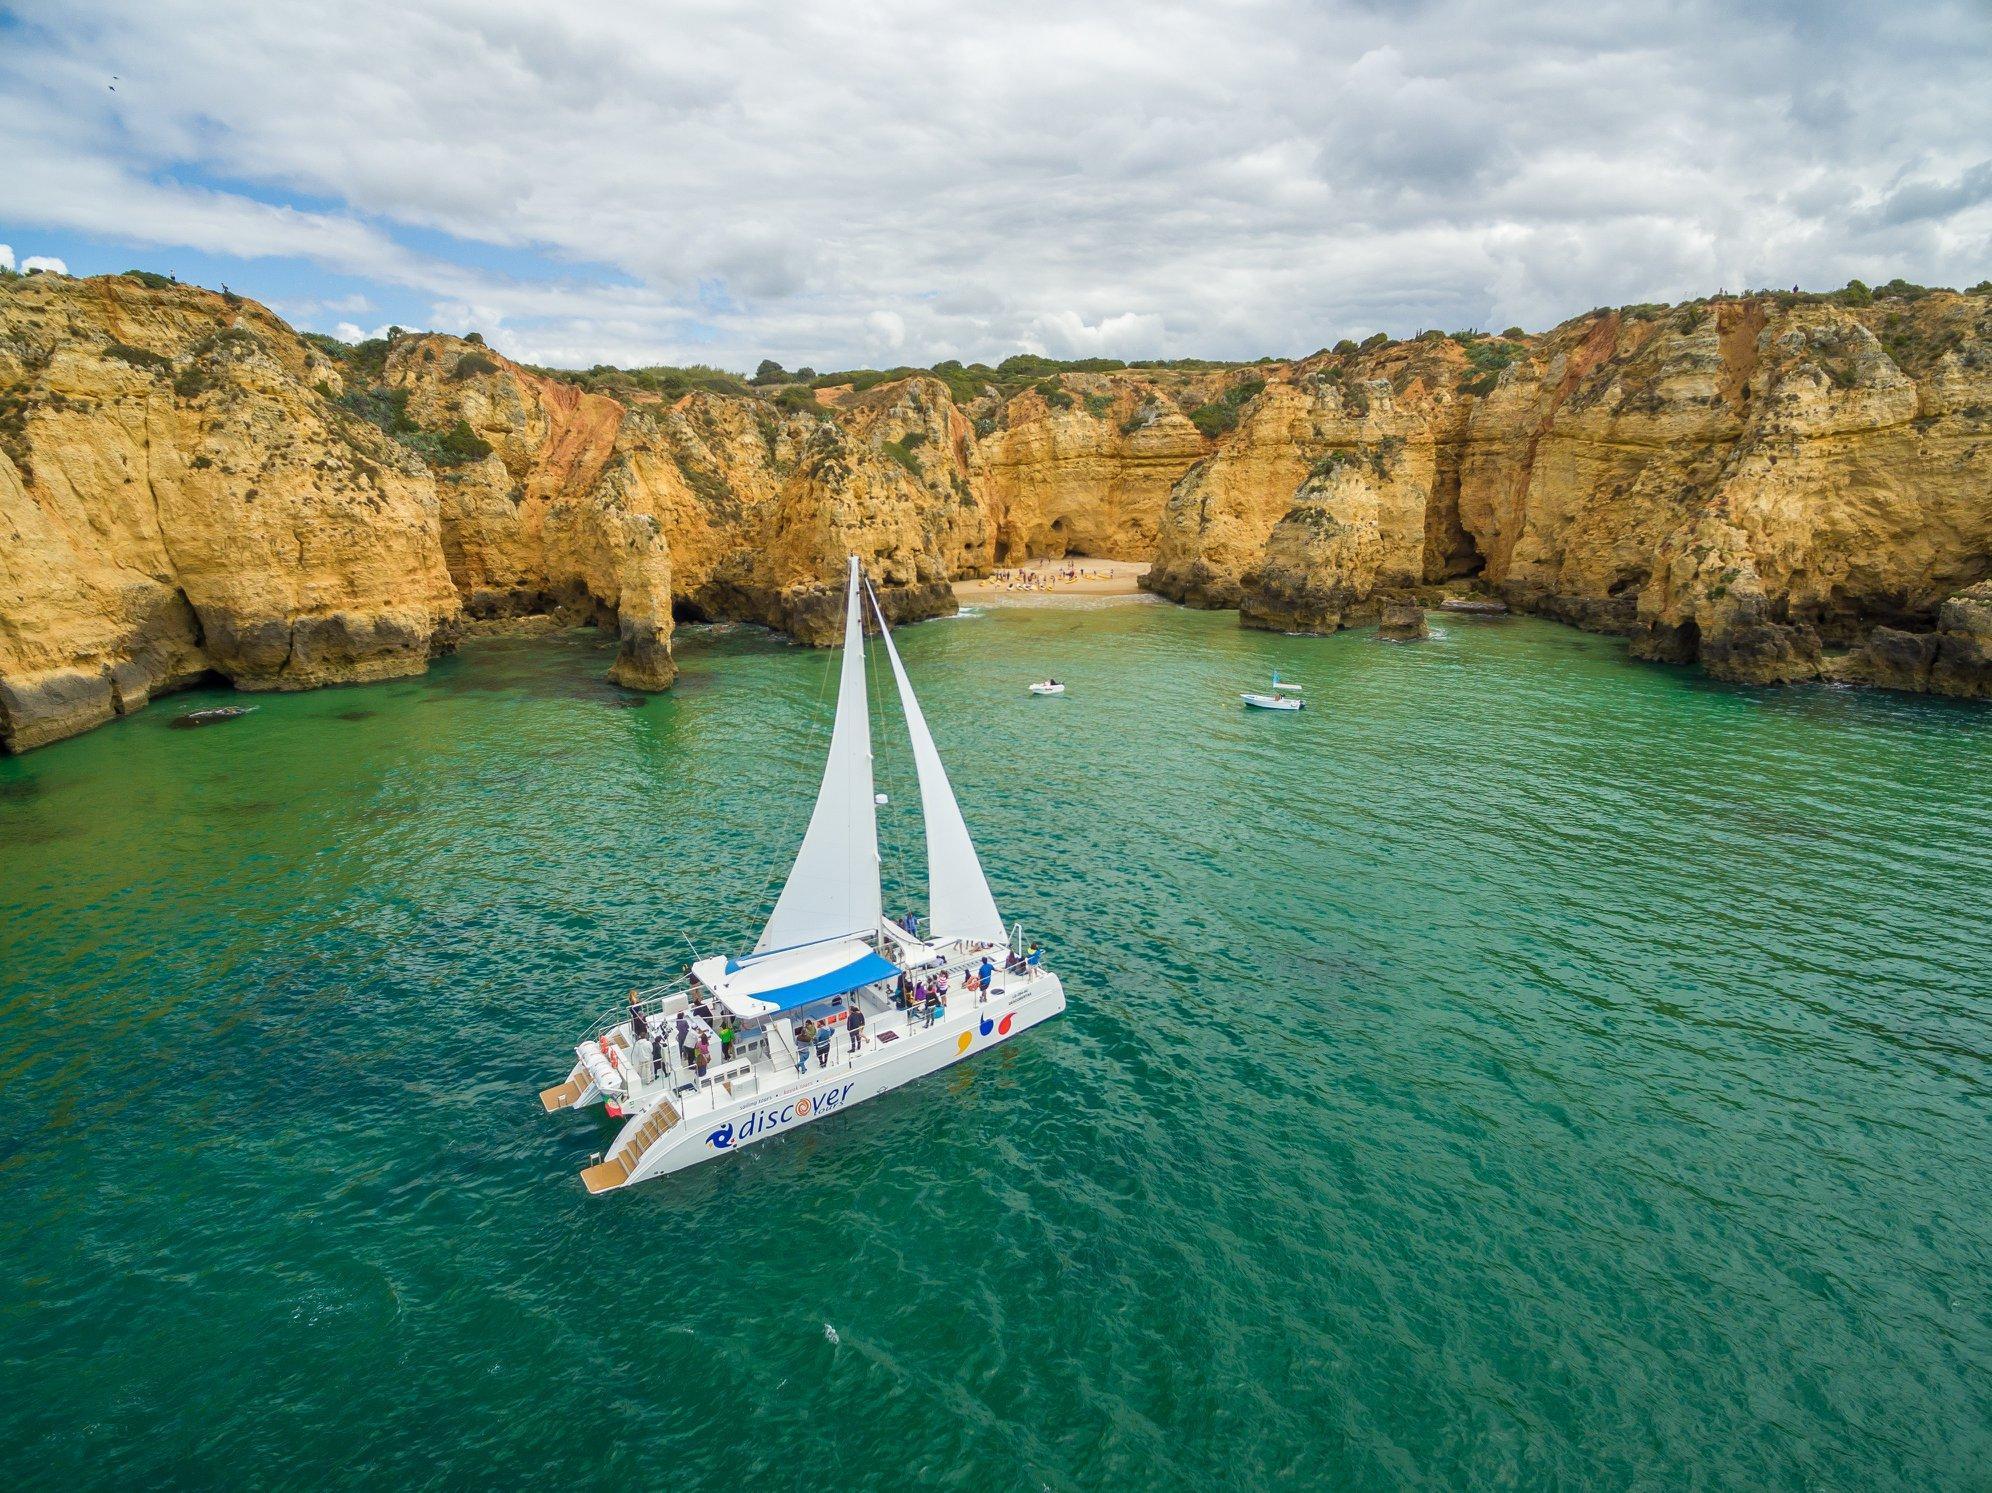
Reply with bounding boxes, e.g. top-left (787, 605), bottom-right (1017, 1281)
top-left (540, 556), bottom-right (1066, 1191)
